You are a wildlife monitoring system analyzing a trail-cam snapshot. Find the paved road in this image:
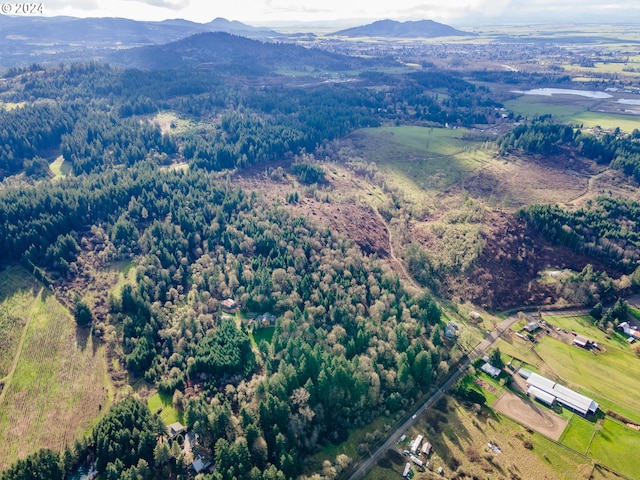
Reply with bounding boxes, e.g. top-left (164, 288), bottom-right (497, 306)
top-left (344, 313), bottom-right (521, 480)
